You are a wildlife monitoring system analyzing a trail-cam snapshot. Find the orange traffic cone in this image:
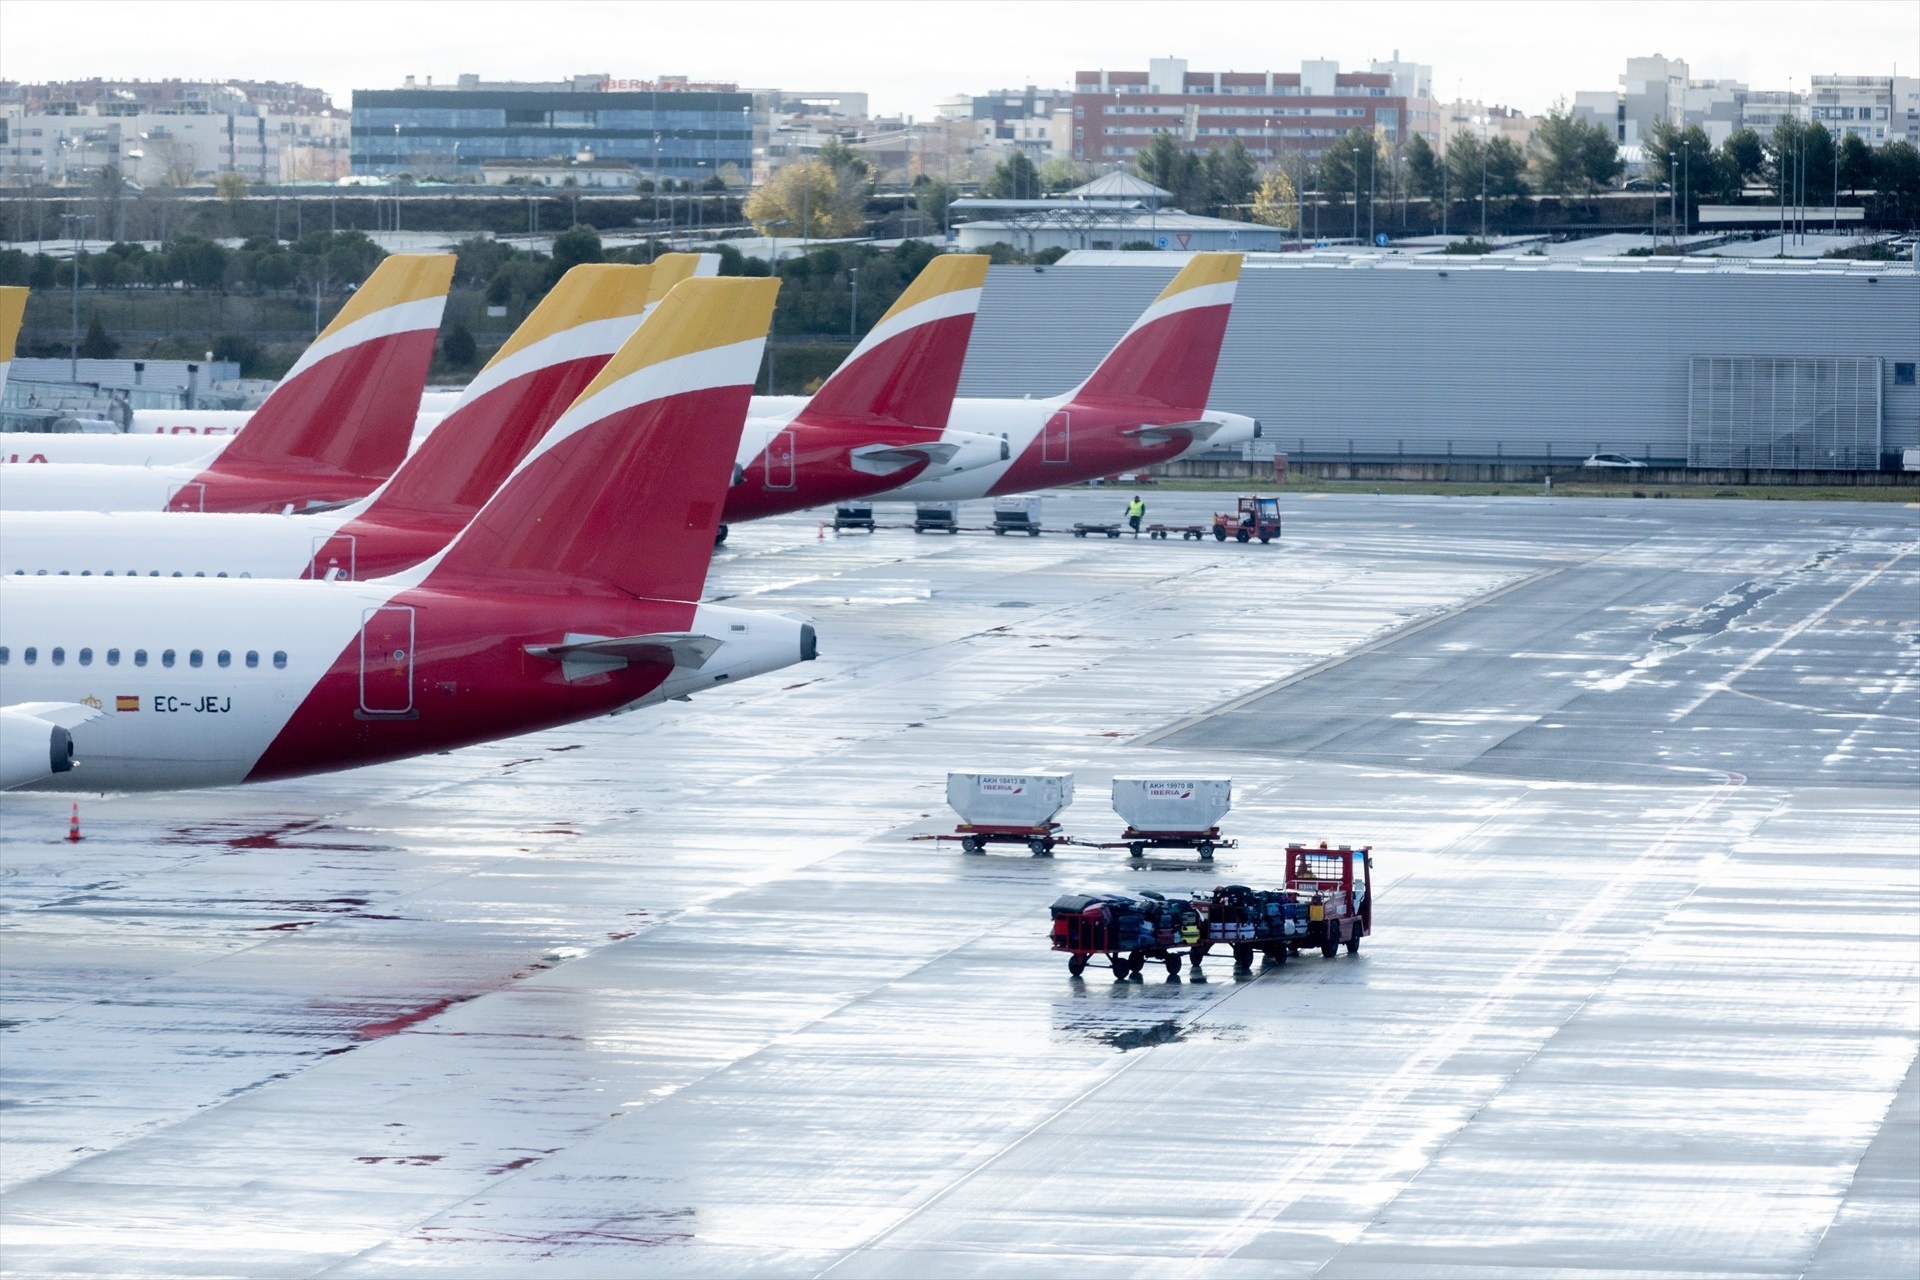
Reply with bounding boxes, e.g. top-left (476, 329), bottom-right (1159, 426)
top-left (817, 521), bottom-right (826, 540)
top-left (67, 803), bottom-right (81, 843)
